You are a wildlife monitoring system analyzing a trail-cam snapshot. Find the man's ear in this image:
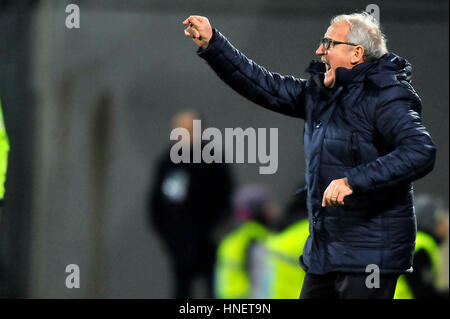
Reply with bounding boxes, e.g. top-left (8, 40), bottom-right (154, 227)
top-left (351, 45), bottom-right (365, 64)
